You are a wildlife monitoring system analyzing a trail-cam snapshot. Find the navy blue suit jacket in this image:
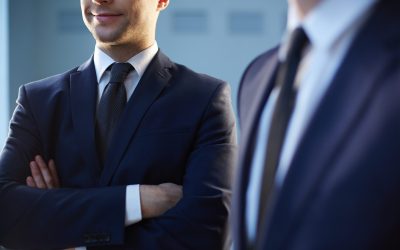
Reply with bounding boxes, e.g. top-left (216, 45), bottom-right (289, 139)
top-left (0, 51), bottom-right (237, 249)
top-left (233, 1), bottom-right (400, 249)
